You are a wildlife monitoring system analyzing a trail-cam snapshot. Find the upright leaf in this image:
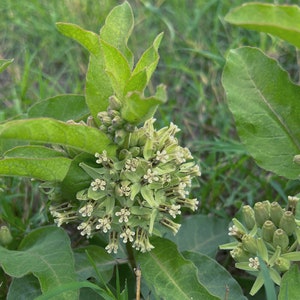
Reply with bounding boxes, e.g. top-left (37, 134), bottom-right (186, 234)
top-left (0, 226), bottom-right (78, 300)
top-left (85, 55), bottom-right (113, 123)
top-left (222, 47), bottom-right (300, 179)
top-left (56, 23), bottom-right (100, 56)
top-left (132, 33), bottom-right (164, 83)
top-left (100, 1), bottom-right (134, 67)
top-left (137, 237), bottom-right (220, 300)
top-left (0, 118), bottom-right (116, 156)
top-left (225, 3), bottom-right (300, 48)
top-left (100, 40), bottom-right (131, 98)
